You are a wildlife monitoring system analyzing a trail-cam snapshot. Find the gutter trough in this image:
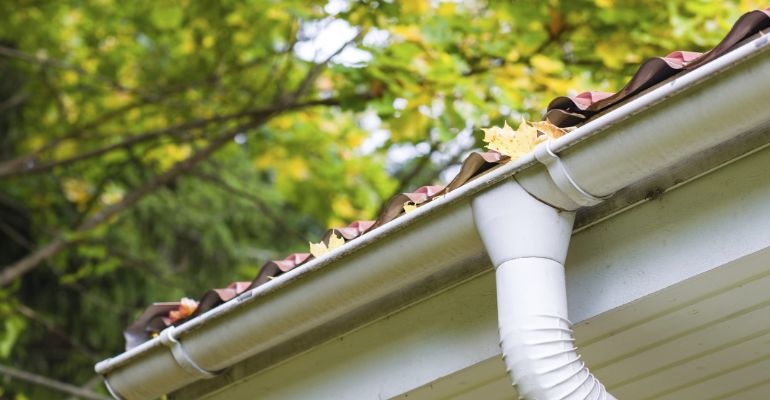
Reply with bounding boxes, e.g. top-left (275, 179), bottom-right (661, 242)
top-left (96, 34), bottom-right (770, 400)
